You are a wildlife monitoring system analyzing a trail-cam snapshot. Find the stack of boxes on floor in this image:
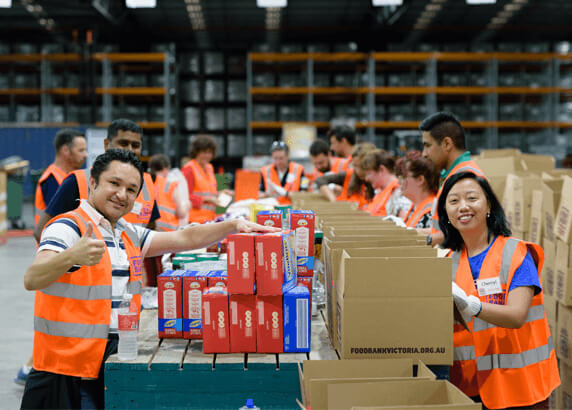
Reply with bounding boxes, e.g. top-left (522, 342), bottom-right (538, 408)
top-left (156, 211), bottom-right (314, 355)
